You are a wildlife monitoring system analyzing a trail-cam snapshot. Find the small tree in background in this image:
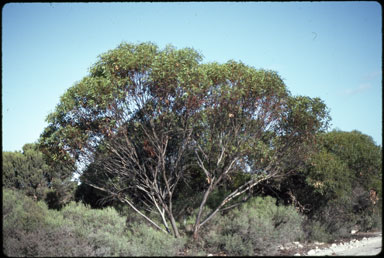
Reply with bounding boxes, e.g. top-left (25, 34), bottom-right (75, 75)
top-left (3, 143), bottom-right (76, 209)
top-left (269, 130), bottom-right (382, 238)
top-left (320, 130), bottom-right (382, 232)
top-left (321, 130), bottom-right (382, 194)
